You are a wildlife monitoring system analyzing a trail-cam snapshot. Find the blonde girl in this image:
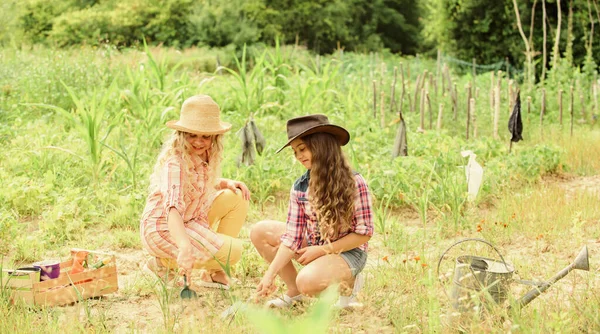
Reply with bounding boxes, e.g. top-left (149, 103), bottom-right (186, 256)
top-left (251, 114), bottom-right (374, 308)
top-left (140, 95), bottom-right (250, 289)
